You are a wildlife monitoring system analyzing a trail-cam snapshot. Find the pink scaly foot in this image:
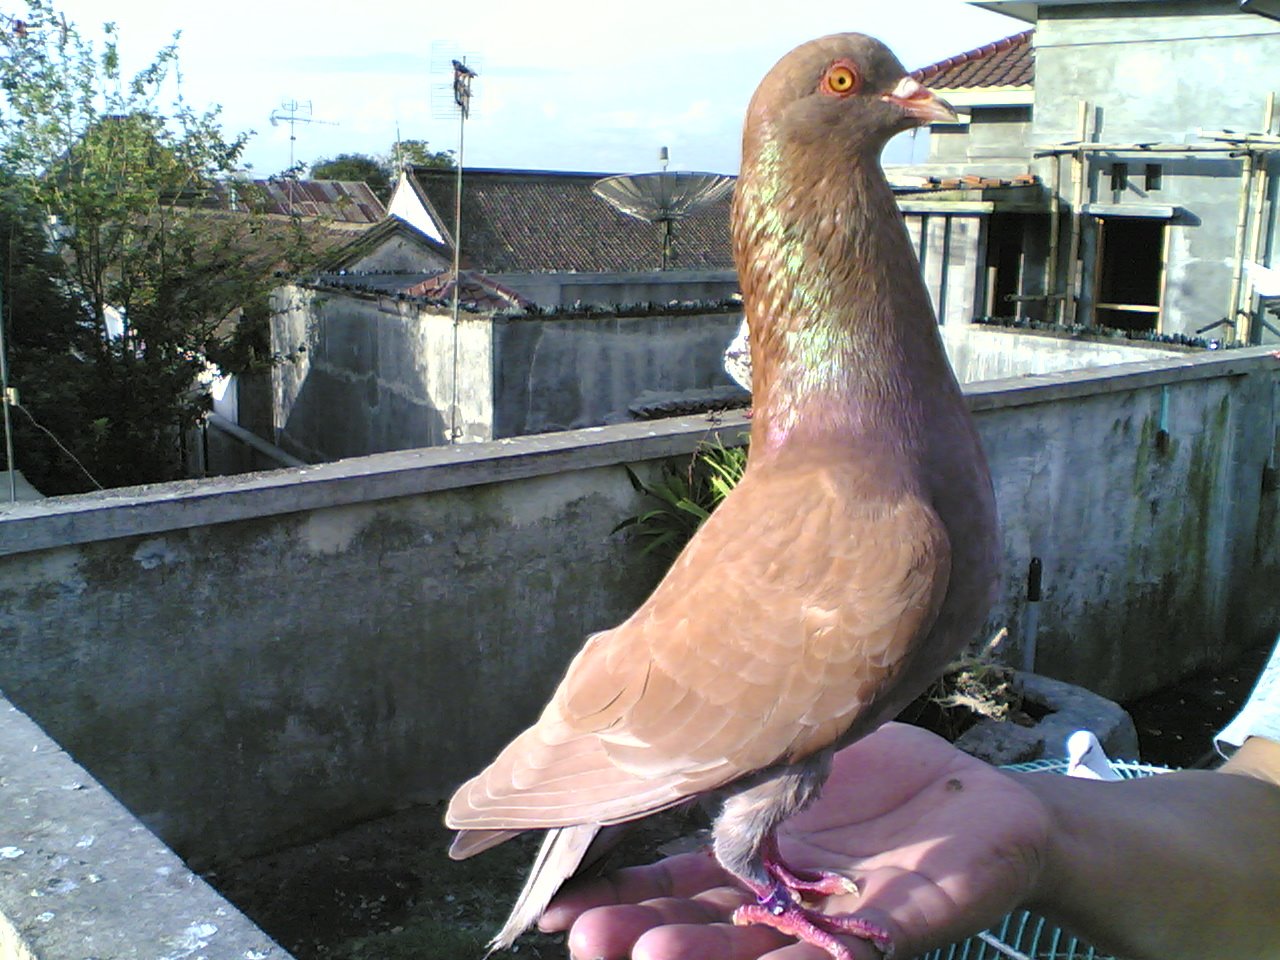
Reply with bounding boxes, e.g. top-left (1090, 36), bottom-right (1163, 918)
top-left (732, 884), bottom-right (894, 959)
top-left (761, 835), bottom-right (859, 899)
